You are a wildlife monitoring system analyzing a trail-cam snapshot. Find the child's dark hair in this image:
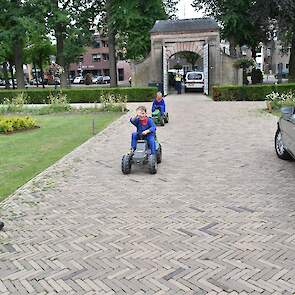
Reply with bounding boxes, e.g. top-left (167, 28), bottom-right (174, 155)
top-left (136, 106), bottom-right (147, 112)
